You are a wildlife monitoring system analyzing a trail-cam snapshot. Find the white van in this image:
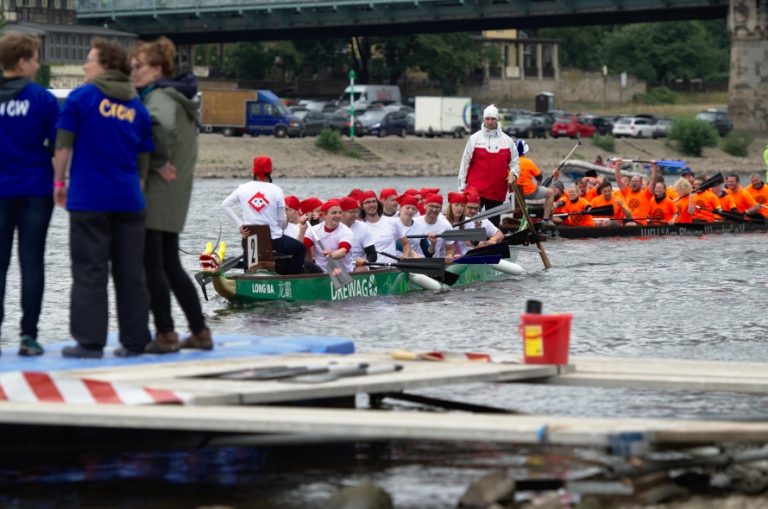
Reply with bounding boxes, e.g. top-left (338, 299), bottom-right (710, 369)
top-left (340, 85), bottom-right (401, 110)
